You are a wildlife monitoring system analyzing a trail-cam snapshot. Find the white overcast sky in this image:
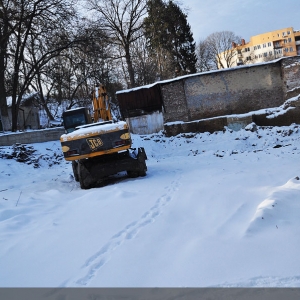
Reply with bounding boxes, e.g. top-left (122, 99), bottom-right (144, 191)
top-left (183, 0), bottom-right (300, 43)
